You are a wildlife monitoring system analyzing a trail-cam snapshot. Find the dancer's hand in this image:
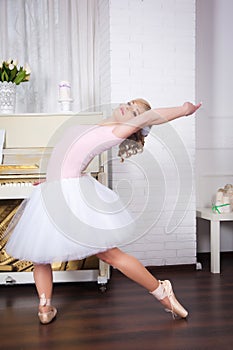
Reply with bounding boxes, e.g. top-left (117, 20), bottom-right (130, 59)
top-left (33, 179), bottom-right (46, 186)
top-left (183, 101), bottom-right (202, 116)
